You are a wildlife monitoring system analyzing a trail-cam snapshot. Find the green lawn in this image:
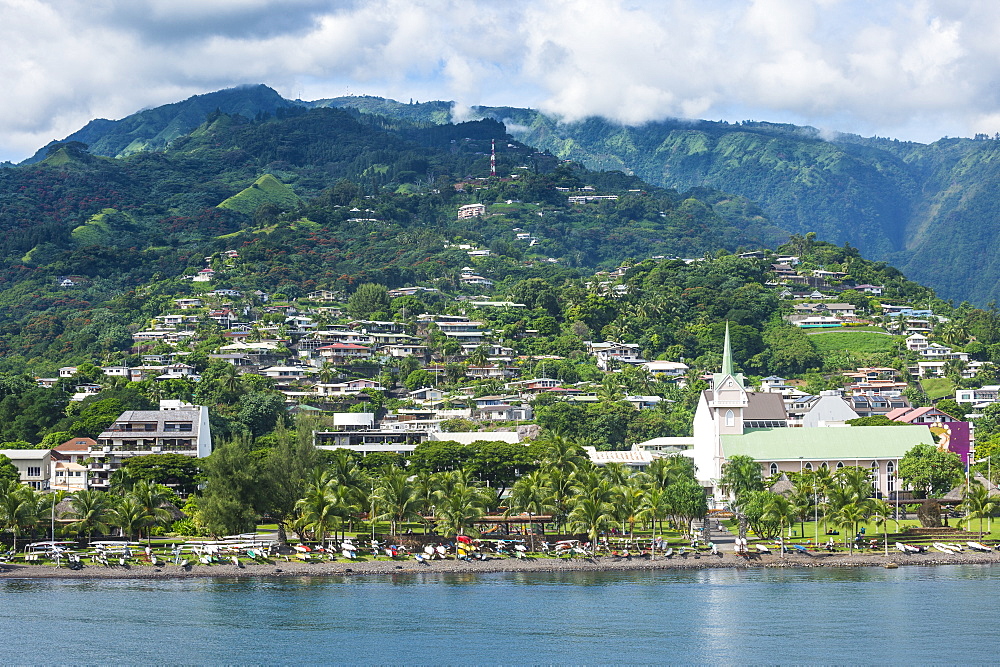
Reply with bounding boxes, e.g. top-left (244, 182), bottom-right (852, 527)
top-left (807, 330), bottom-right (900, 355)
top-left (922, 377), bottom-right (956, 400)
